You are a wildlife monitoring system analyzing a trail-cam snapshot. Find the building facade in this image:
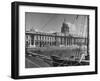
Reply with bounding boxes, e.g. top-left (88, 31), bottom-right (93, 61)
top-left (25, 22), bottom-right (88, 48)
